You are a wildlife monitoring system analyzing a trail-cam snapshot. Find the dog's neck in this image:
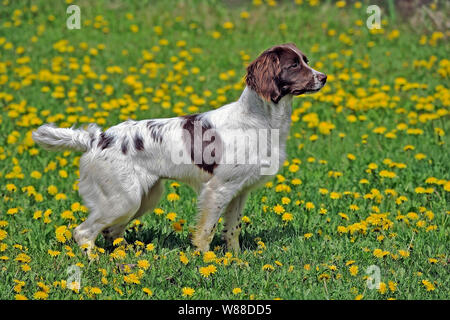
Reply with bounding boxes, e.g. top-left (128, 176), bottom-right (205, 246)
top-left (238, 86), bottom-right (293, 133)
